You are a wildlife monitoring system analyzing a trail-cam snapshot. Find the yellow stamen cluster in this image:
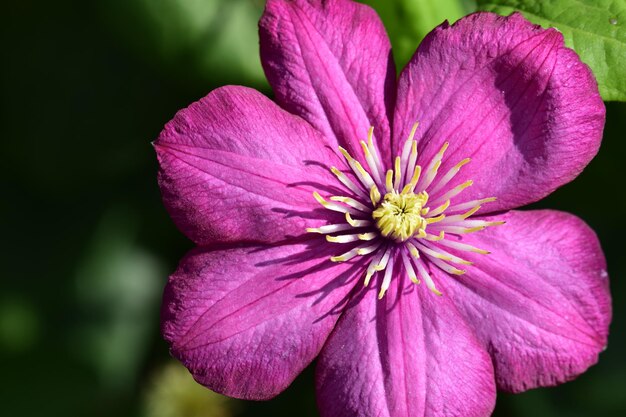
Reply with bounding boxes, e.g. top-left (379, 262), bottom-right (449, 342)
top-left (372, 191), bottom-right (428, 241)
